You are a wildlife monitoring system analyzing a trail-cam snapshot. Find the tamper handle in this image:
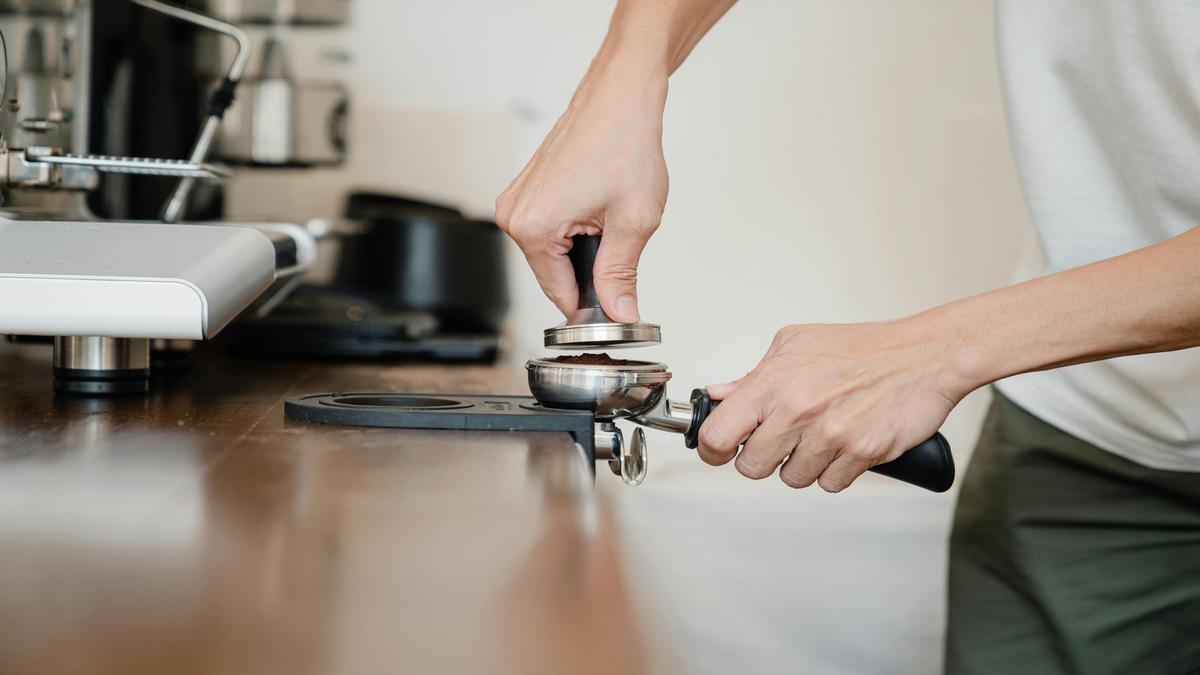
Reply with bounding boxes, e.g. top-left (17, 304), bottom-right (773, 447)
top-left (568, 235), bottom-right (604, 313)
top-left (685, 388), bottom-right (956, 493)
